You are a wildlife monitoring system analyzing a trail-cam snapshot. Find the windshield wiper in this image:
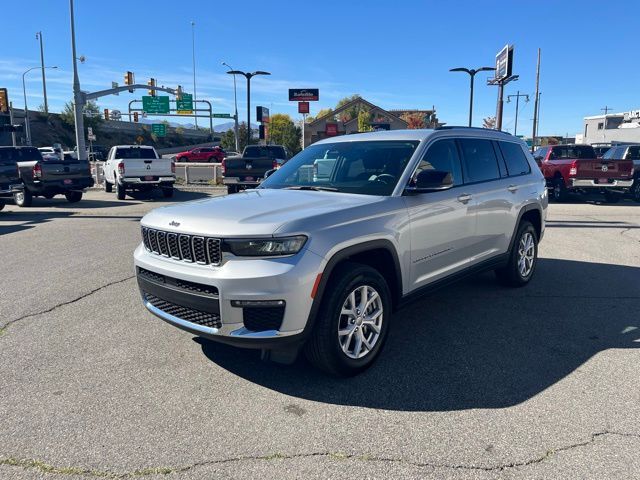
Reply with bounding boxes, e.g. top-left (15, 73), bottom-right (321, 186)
top-left (284, 186), bottom-right (339, 192)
